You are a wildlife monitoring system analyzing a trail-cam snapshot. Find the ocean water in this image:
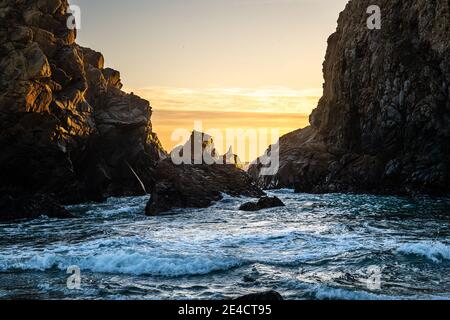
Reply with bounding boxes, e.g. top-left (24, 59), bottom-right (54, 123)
top-left (0, 190), bottom-right (449, 300)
